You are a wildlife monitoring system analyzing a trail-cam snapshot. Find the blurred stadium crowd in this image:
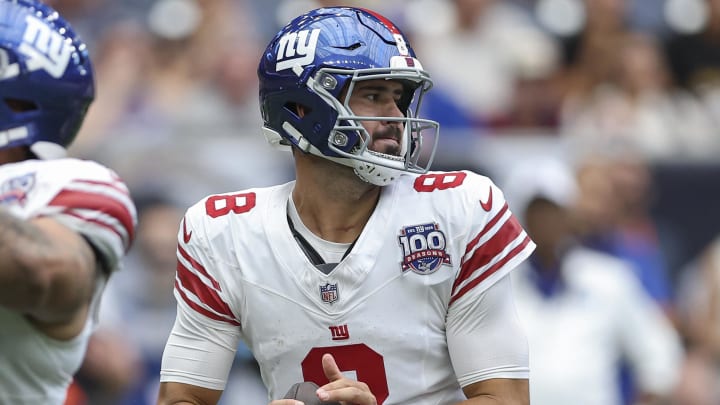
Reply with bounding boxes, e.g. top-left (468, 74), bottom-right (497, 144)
top-left (44, 0), bottom-right (720, 404)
